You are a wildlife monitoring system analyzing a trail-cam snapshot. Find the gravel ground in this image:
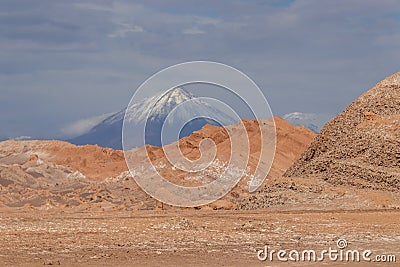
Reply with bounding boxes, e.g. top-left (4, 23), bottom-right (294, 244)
top-left (0, 210), bottom-right (399, 266)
